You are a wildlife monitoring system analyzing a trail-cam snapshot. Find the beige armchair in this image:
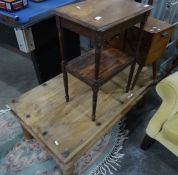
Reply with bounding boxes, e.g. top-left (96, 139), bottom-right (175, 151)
top-left (141, 71), bottom-right (178, 157)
